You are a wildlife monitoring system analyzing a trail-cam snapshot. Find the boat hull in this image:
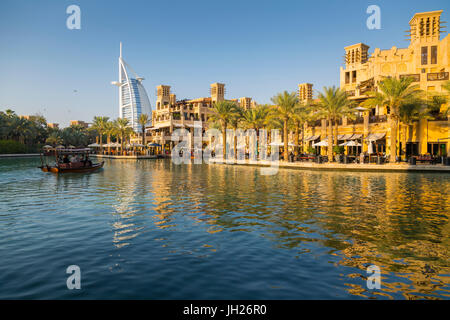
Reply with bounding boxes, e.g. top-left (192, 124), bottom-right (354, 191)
top-left (40, 162), bottom-right (104, 173)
